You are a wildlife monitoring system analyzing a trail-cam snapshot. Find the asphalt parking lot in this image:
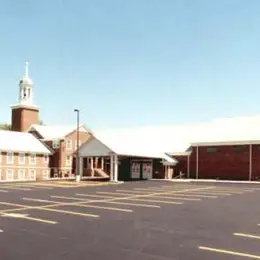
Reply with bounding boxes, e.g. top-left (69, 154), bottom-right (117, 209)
top-left (0, 180), bottom-right (260, 260)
